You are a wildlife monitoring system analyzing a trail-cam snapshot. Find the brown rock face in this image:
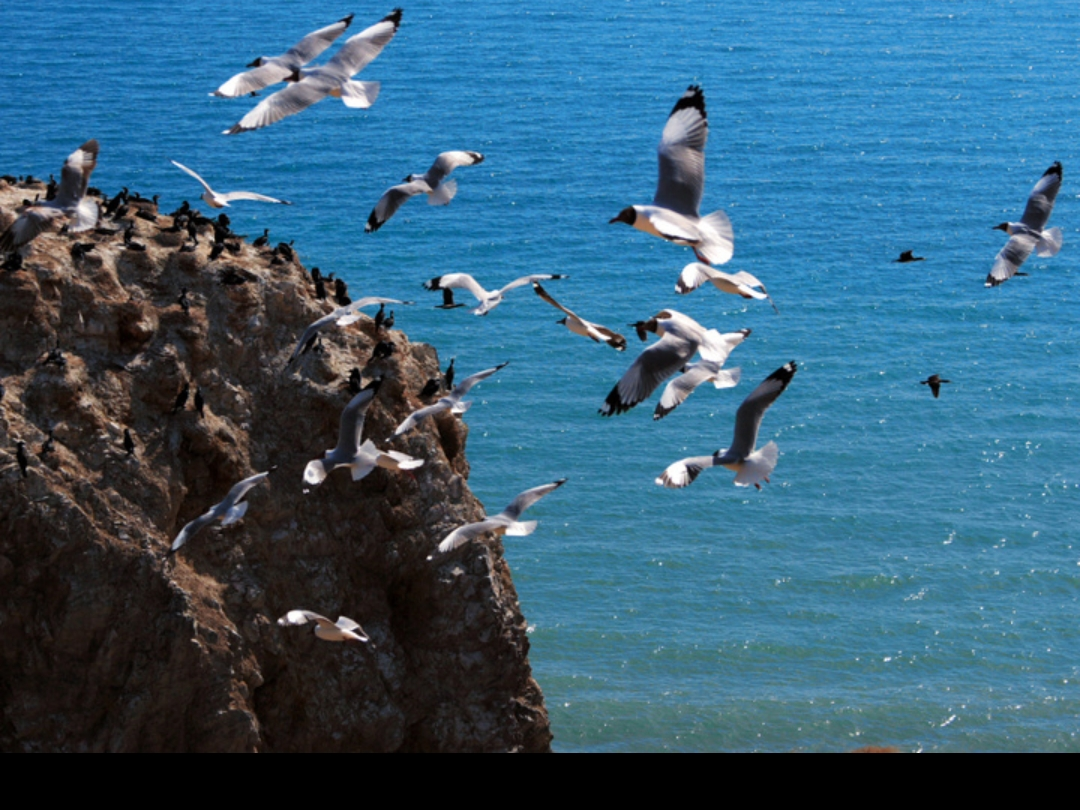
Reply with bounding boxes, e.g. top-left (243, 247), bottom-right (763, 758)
top-left (0, 181), bottom-right (552, 752)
